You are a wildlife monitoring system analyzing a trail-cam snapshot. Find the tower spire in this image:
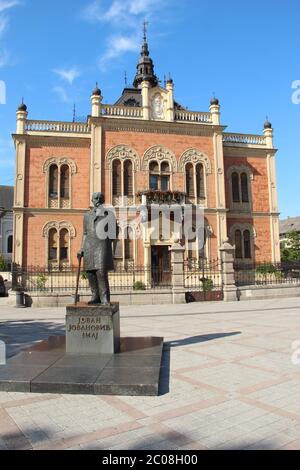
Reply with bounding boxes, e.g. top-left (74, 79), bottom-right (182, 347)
top-left (133, 22), bottom-right (158, 89)
top-left (143, 20), bottom-right (148, 43)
